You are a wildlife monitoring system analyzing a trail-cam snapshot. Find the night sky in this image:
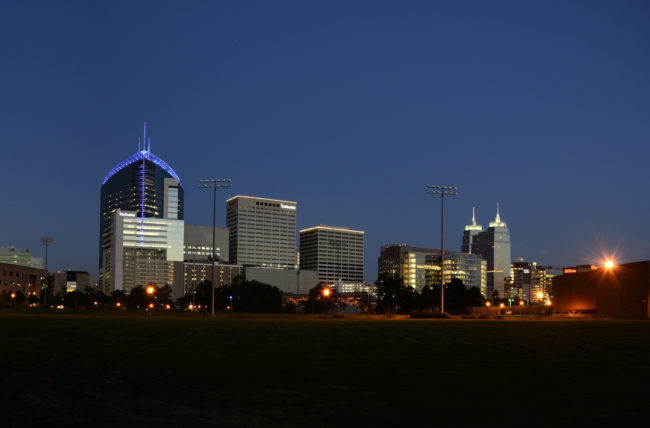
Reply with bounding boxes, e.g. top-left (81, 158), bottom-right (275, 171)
top-left (2, 0), bottom-right (649, 281)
